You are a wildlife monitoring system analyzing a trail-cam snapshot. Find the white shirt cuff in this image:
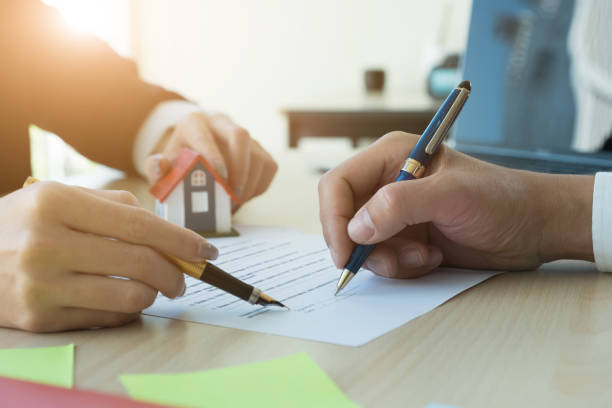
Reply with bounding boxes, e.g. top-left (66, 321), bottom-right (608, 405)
top-left (133, 100), bottom-right (201, 175)
top-left (593, 172), bottom-right (612, 272)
